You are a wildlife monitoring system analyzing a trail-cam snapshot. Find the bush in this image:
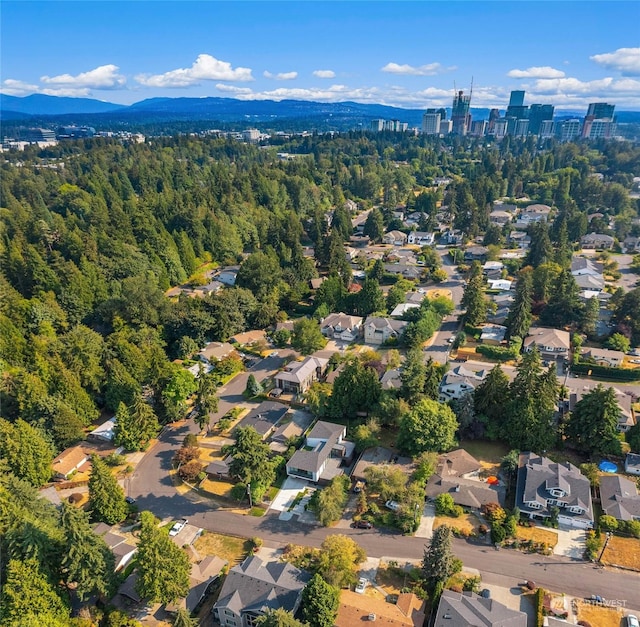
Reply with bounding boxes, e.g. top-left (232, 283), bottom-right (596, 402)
top-left (183, 433), bottom-right (198, 448)
top-left (599, 515), bottom-right (618, 532)
top-left (535, 588), bottom-right (545, 627)
top-left (625, 519), bottom-right (640, 538)
top-left (572, 361), bottom-right (640, 381)
top-left (491, 524), bottom-right (506, 544)
top-left (177, 460), bottom-right (204, 482)
top-left (104, 453), bottom-right (126, 467)
top-left (476, 344), bottom-right (519, 362)
top-left (584, 530), bottom-right (602, 561)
